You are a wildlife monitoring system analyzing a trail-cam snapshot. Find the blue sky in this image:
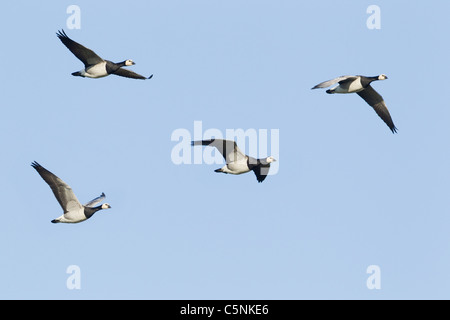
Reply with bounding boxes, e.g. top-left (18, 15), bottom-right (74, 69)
top-left (1, 0), bottom-right (450, 299)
